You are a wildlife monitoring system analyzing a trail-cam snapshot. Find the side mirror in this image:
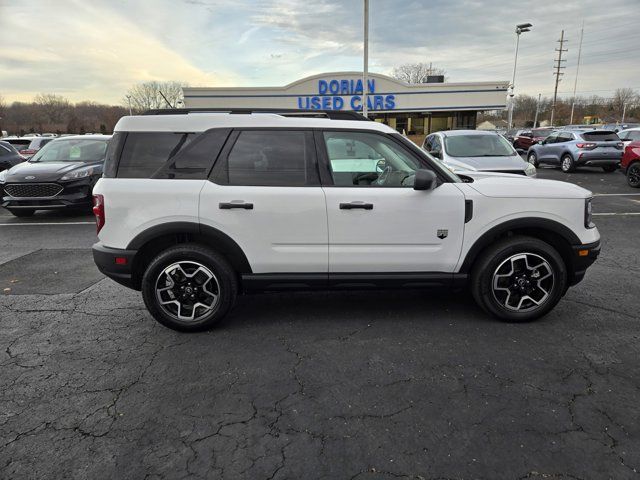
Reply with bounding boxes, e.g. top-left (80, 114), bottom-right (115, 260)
top-left (538, 140), bottom-right (544, 145)
top-left (414, 169), bottom-right (437, 191)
